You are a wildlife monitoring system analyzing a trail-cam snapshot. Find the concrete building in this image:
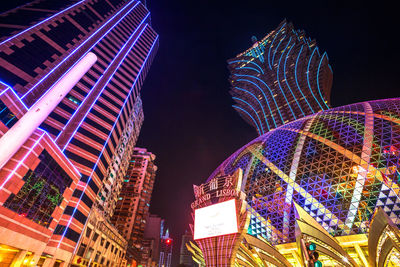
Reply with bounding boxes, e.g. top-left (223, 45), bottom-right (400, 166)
top-left (111, 148), bottom-right (157, 265)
